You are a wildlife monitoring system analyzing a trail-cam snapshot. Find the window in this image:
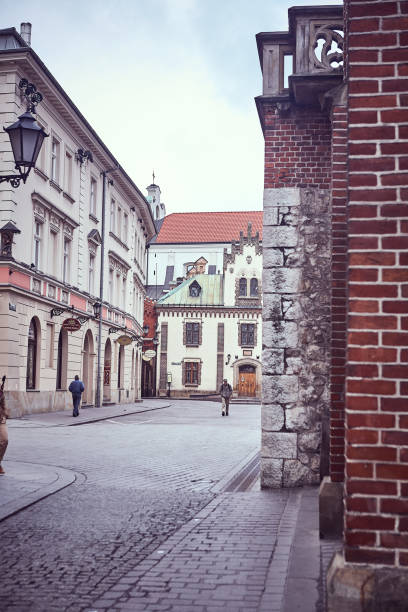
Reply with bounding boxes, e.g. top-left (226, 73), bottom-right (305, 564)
top-left (63, 238), bottom-right (70, 283)
top-left (189, 280), bottom-right (201, 297)
top-left (90, 178), bottom-right (97, 216)
top-left (123, 213), bottom-right (128, 245)
top-left (64, 150), bottom-right (73, 194)
top-left (109, 268), bottom-right (114, 303)
top-left (49, 230), bottom-right (59, 277)
top-left (185, 362), bottom-right (199, 385)
top-left (26, 319), bottom-right (38, 390)
top-left (241, 323), bottom-right (255, 347)
top-left (122, 277), bottom-right (126, 310)
top-left (51, 137), bottom-right (60, 183)
top-left (46, 323), bottom-right (54, 368)
top-left (37, 119), bottom-right (47, 172)
top-left (89, 254), bottom-right (95, 294)
top-left (185, 322), bottom-right (200, 346)
top-left (117, 207), bottom-right (122, 239)
top-left (239, 277), bottom-right (247, 296)
top-left (250, 278), bottom-right (258, 296)
top-left (110, 199), bottom-right (116, 233)
top-left (34, 221), bottom-right (42, 268)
